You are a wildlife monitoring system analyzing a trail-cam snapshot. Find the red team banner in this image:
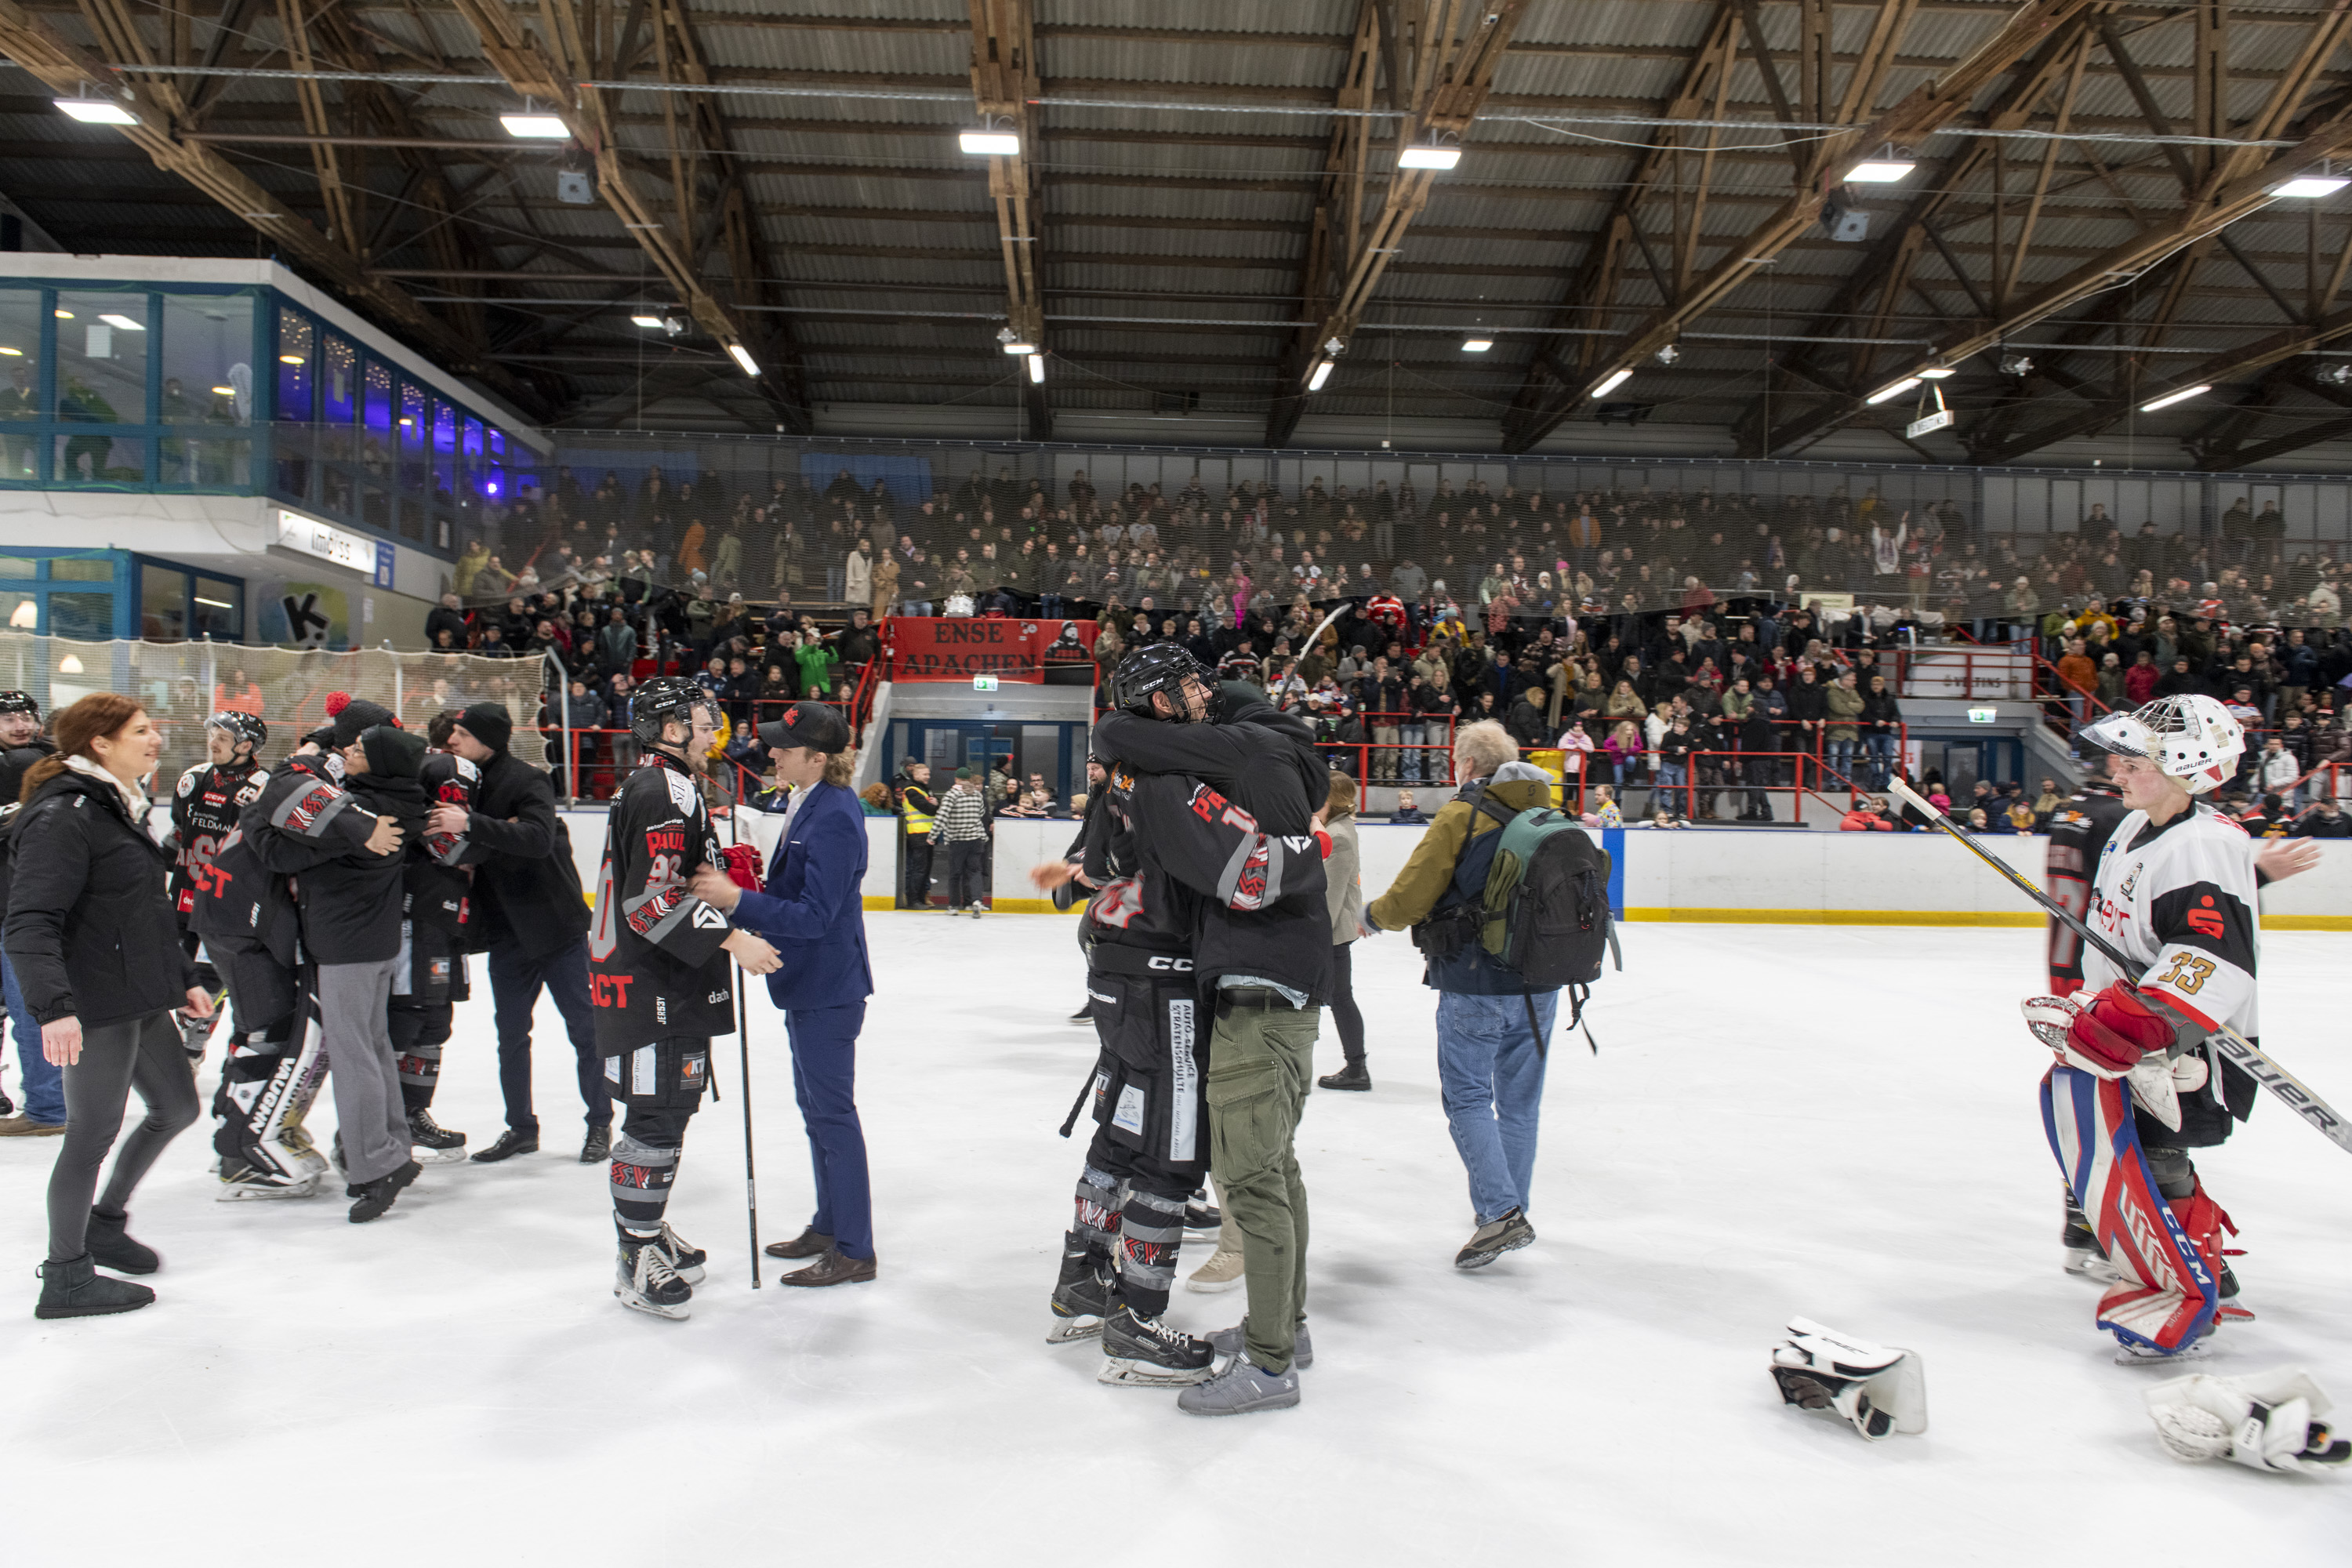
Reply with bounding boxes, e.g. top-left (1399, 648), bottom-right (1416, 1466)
top-left (886, 617), bottom-right (1101, 684)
